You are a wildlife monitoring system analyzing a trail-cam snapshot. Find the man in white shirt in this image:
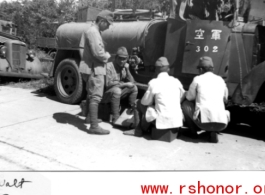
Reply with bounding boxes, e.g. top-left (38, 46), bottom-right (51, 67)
top-left (124, 57), bottom-right (186, 137)
top-left (182, 56), bottom-right (230, 143)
